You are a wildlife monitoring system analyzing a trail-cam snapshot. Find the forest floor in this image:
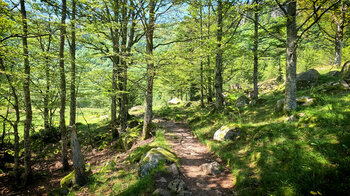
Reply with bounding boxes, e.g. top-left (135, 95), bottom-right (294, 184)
top-left (157, 118), bottom-right (234, 195)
